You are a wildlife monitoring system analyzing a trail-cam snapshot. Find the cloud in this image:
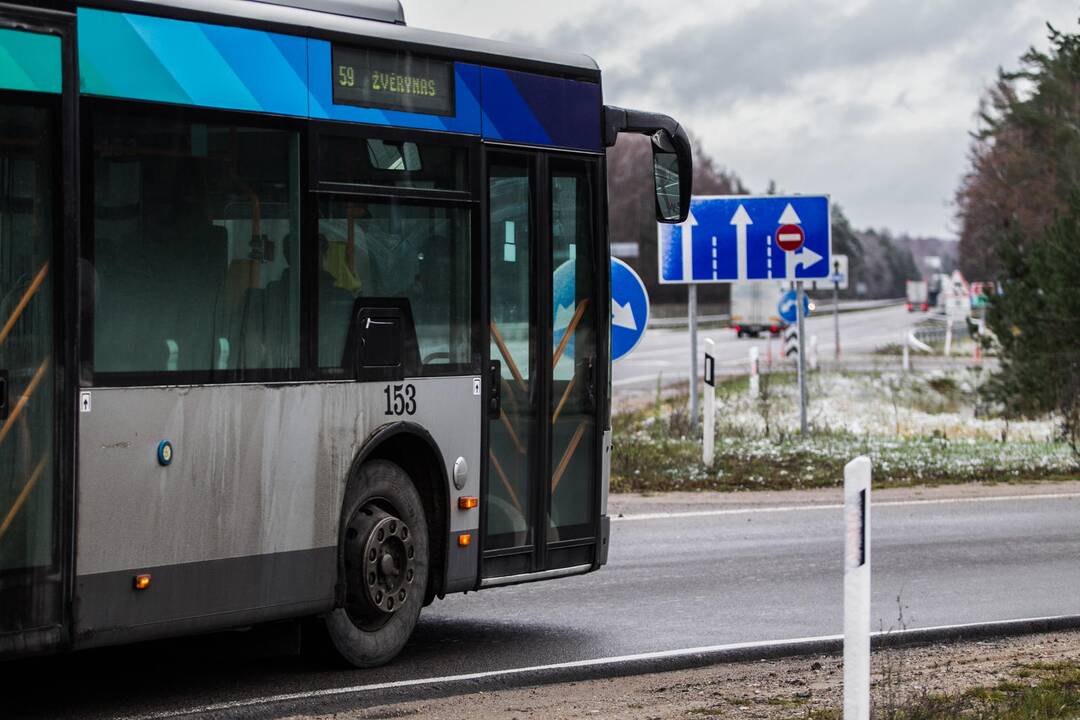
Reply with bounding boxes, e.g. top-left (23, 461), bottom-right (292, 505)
top-left (404, 0), bottom-right (1079, 237)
